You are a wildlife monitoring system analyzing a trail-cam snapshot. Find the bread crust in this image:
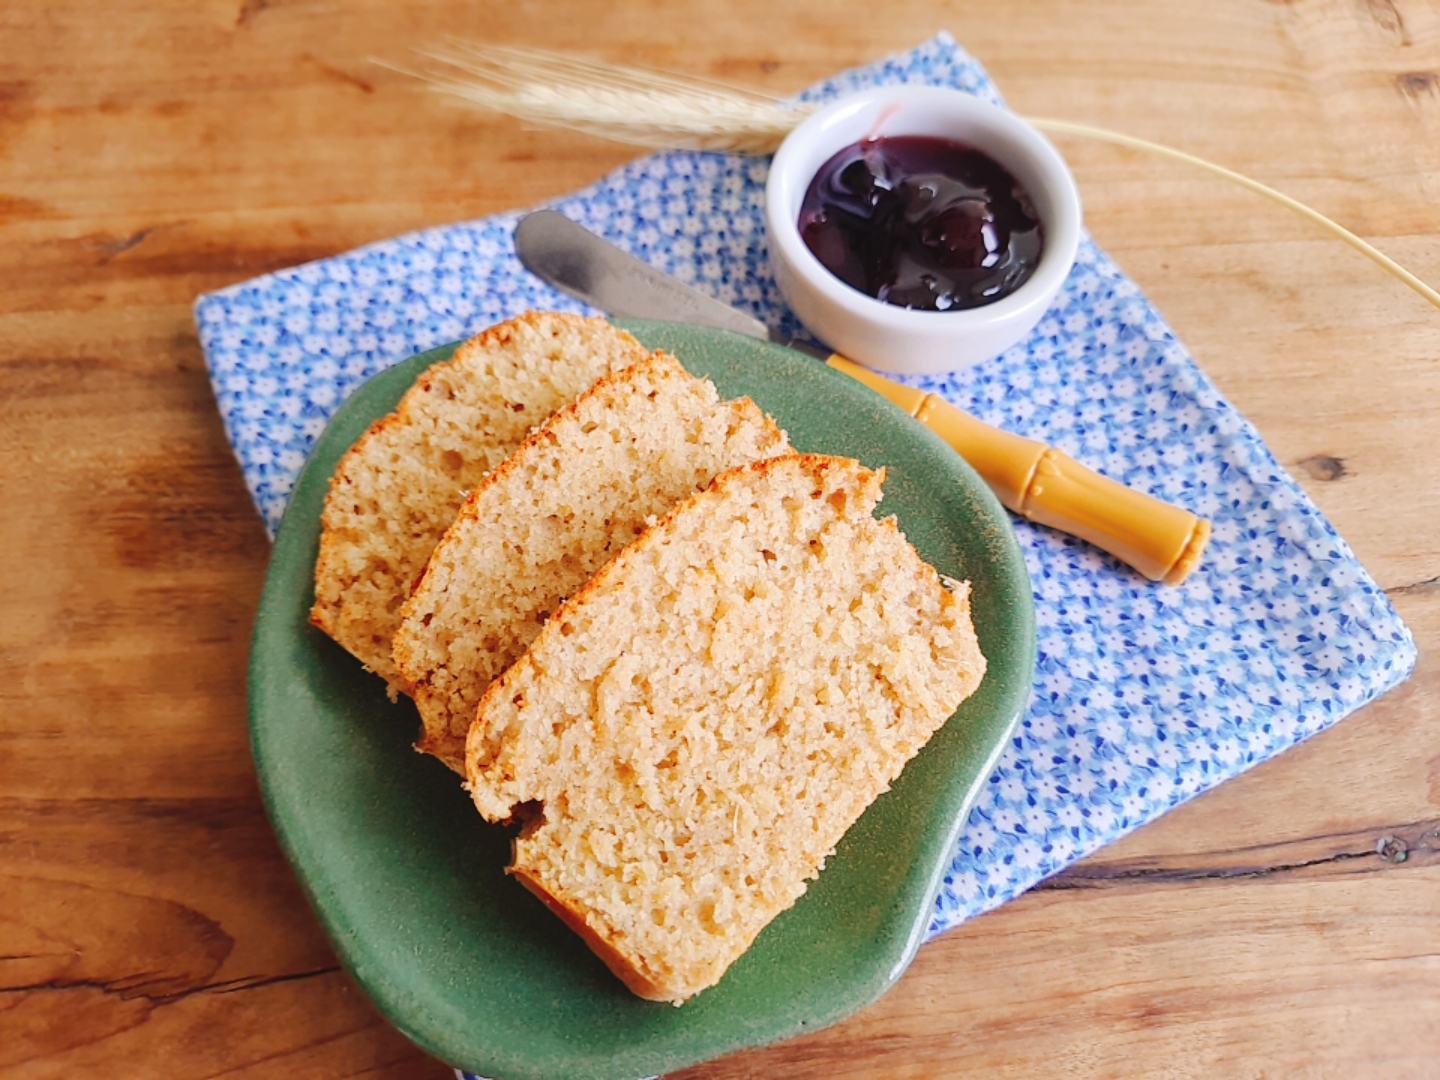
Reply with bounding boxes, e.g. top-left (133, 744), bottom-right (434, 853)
top-left (508, 864), bottom-right (674, 1002)
top-left (390, 350), bottom-right (681, 760)
top-left (461, 453), bottom-right (985, 1002)
top-left (392, 349), bottom-right (787, 771)
top-left (308, 310), bottom-right (649, 702)
top-left (463, 452), bottom-right (827, 804)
